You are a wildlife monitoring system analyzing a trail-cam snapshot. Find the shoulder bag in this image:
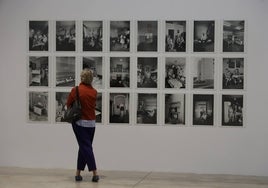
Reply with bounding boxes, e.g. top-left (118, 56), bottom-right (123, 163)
top-left (63, 86), bottom-right (82, 123)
